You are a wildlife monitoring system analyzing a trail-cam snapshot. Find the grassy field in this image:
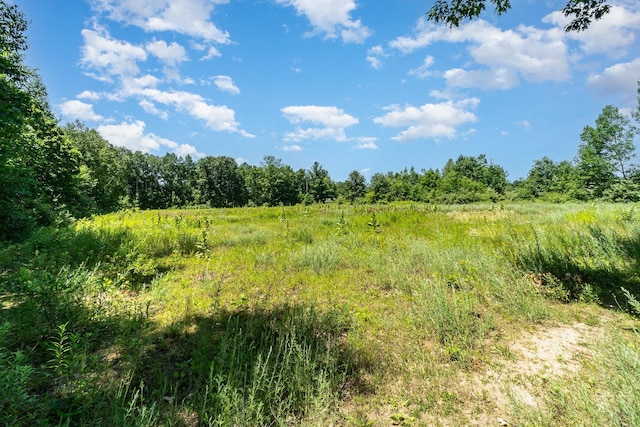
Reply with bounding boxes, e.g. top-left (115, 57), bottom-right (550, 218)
top-left (2, 202), bottom-right (640, 426)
